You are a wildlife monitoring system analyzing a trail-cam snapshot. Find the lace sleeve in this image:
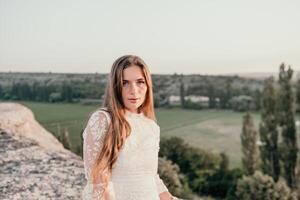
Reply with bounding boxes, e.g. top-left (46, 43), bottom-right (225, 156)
top-left (155, 173), bottom-right (169, 194)
top-left (82, 110), bottom-right (115, 200)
